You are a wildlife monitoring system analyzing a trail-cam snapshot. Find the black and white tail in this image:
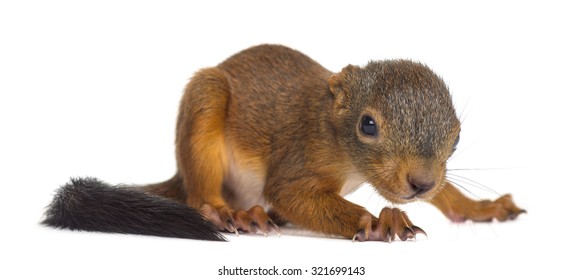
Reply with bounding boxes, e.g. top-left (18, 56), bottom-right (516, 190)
top-left (42, 177), bottom-right (225, 241)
